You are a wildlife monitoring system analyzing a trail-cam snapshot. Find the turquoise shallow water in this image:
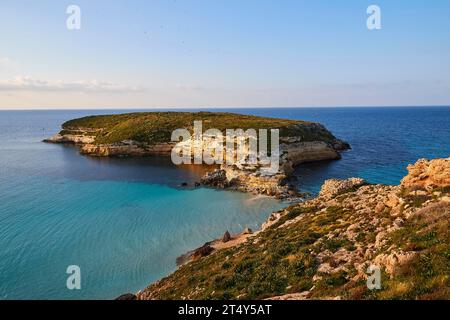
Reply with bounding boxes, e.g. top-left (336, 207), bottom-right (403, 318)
top-left (0, 107), bottom-right (449, 299)
top-left (0, 110), bottom-right (284, 299)
top-left (0, 175), bottom-right (282, 299)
